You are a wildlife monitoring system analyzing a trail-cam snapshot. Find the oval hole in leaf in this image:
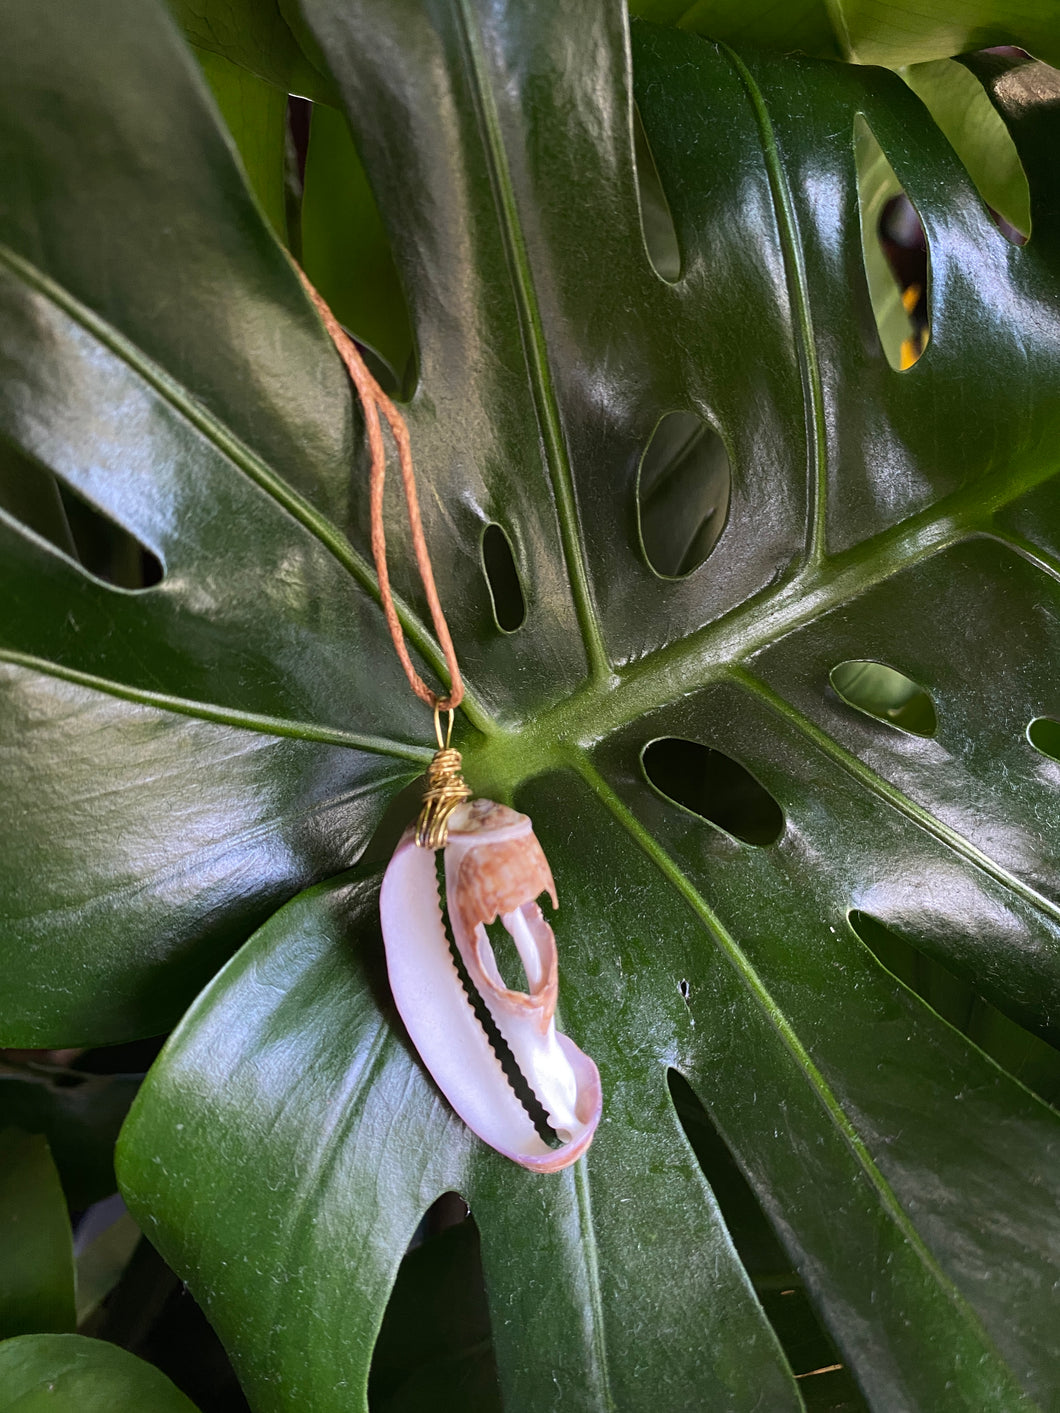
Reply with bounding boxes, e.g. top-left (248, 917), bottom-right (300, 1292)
top-left (830, 660), bottom-right (938, 737)
top-left (667, 1072), bottom-right (867, 1403)
top-left (848, 911), bottom-right (1060, 1108)
top-left (481, 523), bottom-right (526, 632)
top-left (369, 1206), bottom-right (502, 1412)
top-left (854, 115), bottom-right (930, 371)
top-left (642, 738), bottom-right (784, 845)
top-left (637, 412), bottom-right (731, 578)
top-left (0, 438), bottom-right (163, 590)
top-left (482, 916), bottom-right (527, 993)
top-left (1028, 717), bottom-right (1060, 763)
top-left (633, 102), bottom-right (680, 282)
